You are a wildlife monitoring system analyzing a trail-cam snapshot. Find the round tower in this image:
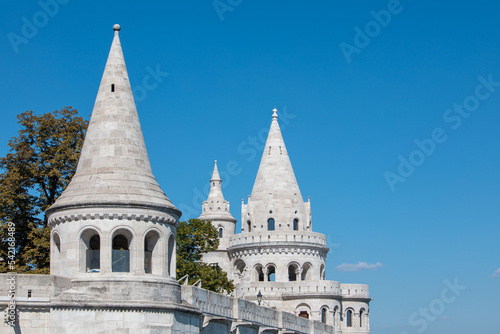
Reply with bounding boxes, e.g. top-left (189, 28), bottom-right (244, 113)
top-left (47, 25), bottom-right (182, 304)
top-left (231, 108), bottom-right (328, 287)
top-left (228, 109), bottom-right (370, 330)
